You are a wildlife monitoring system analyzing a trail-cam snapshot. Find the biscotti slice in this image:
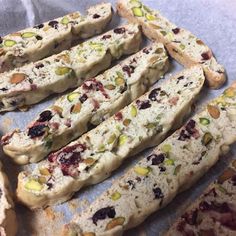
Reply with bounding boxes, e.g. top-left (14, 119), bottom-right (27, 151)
top-left (2, 44), bottom-right (169, 165)
top-left (0, 161), bottom-right (17, 236)
top-left (16, 66), bottom-right (205, 209)
top-left (0, 3), bottom-right (112, 73)
top-left (117, 0), bottom-right (225, 89)
top-left (0, 24), bottom-right (142, 112)
top-left (62, 82), bottom-right (236, 236)
top-left (166, 160), bottom-right (236, 236)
